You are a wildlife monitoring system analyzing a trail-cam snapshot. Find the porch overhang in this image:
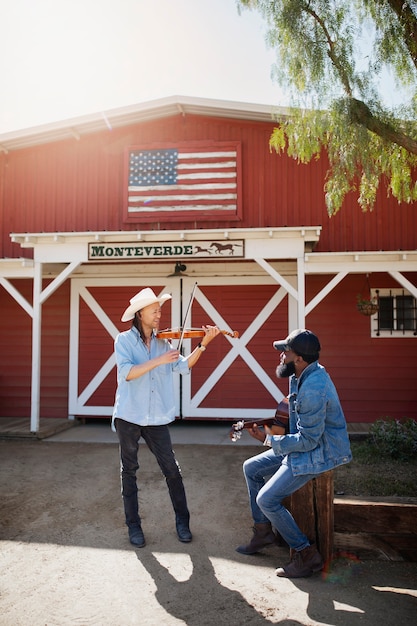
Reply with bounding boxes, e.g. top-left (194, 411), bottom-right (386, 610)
top-left (8, 227), bottom-right (322, 271)
top-left (305, 250), bottom-right (417, 273)
top-left (4, 228), bottom-right (417, 278)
